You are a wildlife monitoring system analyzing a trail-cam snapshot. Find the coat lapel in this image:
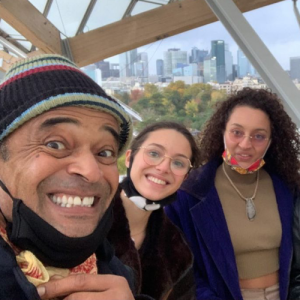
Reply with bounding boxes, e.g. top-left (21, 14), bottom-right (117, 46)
top-left (190, 185), bottom-right (242, 300)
